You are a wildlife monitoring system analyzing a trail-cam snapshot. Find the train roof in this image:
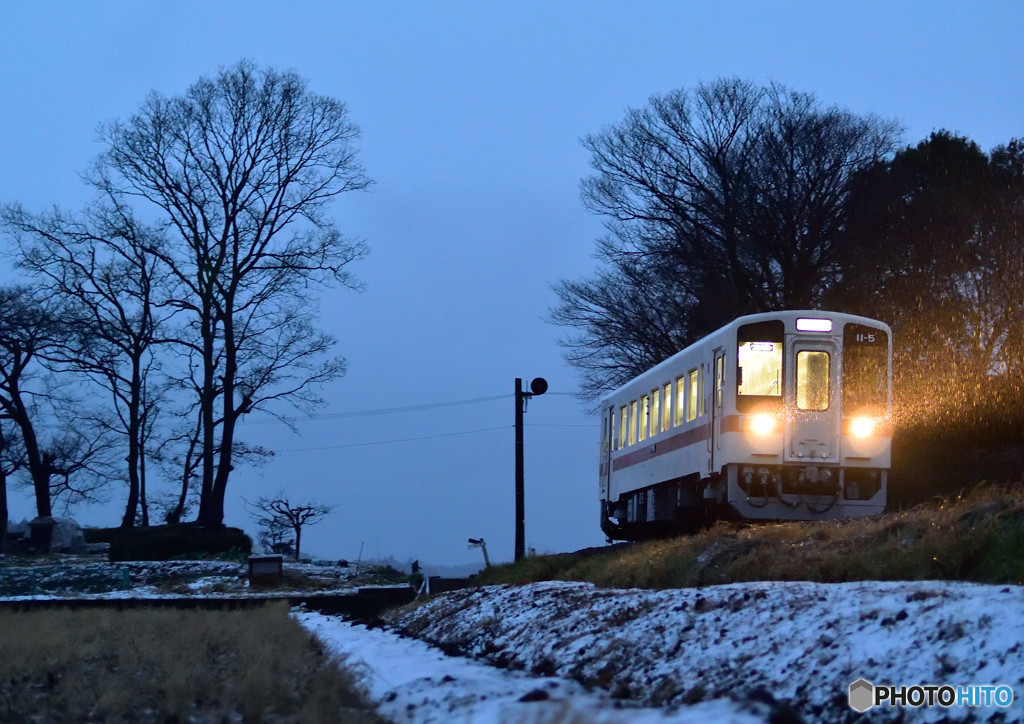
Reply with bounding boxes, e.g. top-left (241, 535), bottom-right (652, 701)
top-left (598, 309), bottom-right (891, 405)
